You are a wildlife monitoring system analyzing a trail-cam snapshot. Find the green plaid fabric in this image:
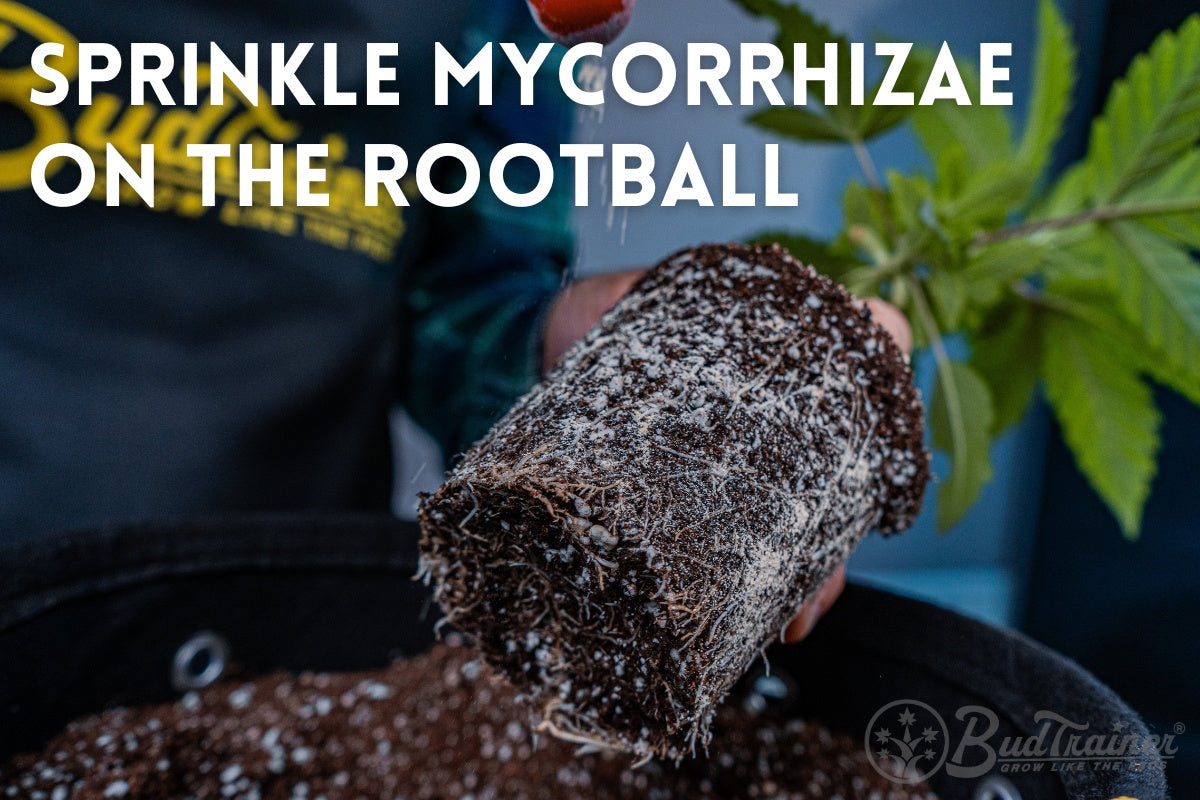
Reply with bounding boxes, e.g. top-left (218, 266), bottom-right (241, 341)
top-left (398, 1), bottom-right (575, 460)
